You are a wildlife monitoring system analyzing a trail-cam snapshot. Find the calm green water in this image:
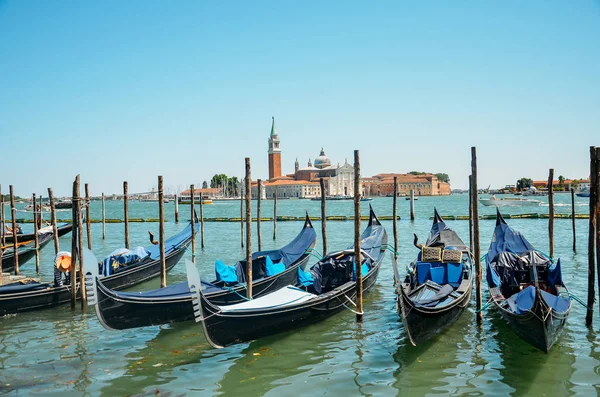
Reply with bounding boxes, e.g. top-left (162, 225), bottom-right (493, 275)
top-left (1, 195), bottom-right (598, 396)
